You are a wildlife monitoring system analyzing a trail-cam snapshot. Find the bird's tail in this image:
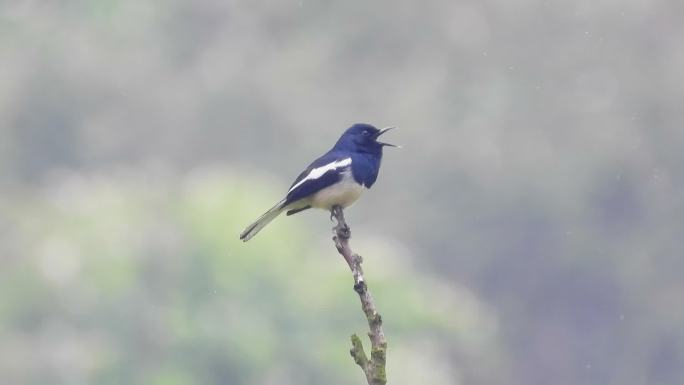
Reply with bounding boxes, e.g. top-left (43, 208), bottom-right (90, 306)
top-left (239, 199), bottom-right (287, 242)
